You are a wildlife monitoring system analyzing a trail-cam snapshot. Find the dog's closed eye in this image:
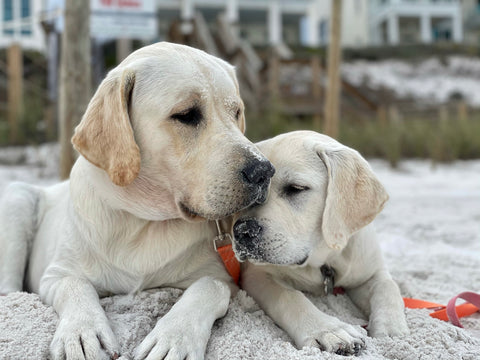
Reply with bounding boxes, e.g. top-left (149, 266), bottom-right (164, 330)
top-left (283, 184), bottom-right (310, 197)
top-left (171, 106), bottom-right (203, 126)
